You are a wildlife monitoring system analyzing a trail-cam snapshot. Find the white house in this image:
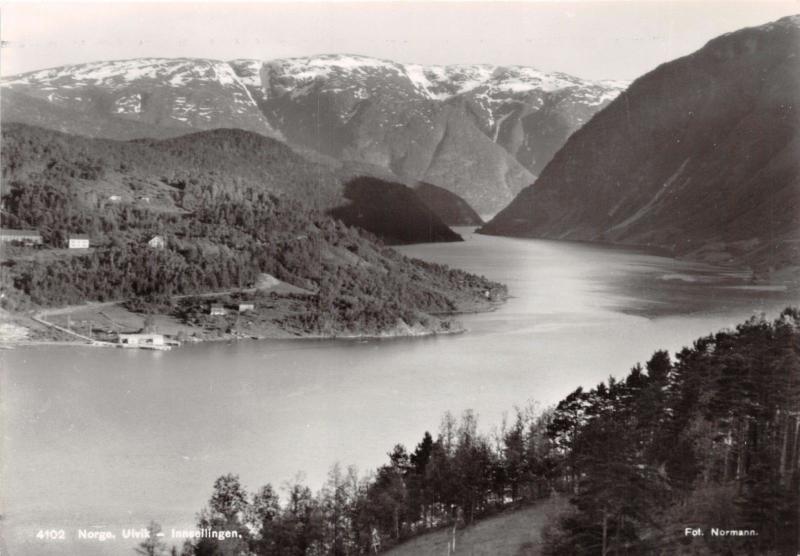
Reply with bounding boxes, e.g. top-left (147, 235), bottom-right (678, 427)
top-left (117, 333), bottom-right (165, 347)
top-left (210, 304), bottom-right (227, 316)
top-left (238, 303), bottom-right (255, 313)
top-left (68, 234), bottom-right (90, 249)
top-left (148, 235), bottom-right (166, 249)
